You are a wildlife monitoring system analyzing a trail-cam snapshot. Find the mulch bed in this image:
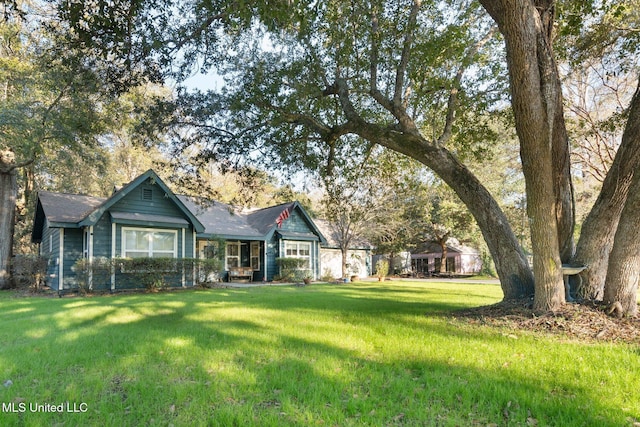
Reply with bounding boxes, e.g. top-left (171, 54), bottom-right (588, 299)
top-left (453, 299), bottom-right (640, 345)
